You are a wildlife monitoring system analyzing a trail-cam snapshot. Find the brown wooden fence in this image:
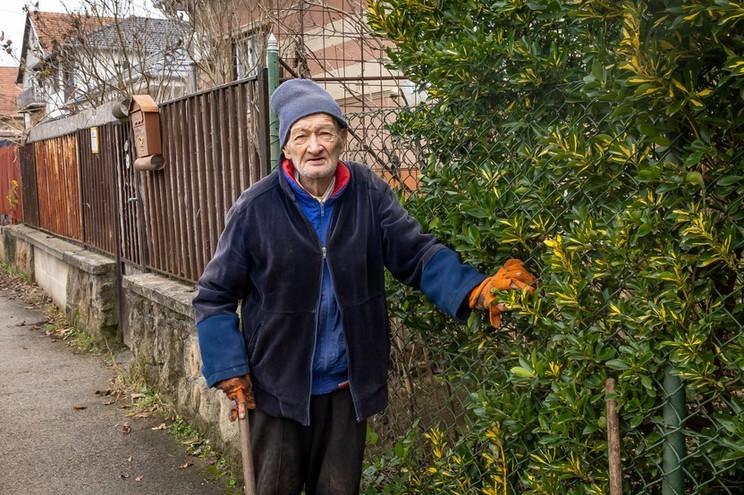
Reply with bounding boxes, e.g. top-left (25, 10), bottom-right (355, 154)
top-left (19, 72), bottom-right (270, 283)
top-left (34, 133), bottom-right (82, 240)
top-left (0, 145), bottom-right (23, 224)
